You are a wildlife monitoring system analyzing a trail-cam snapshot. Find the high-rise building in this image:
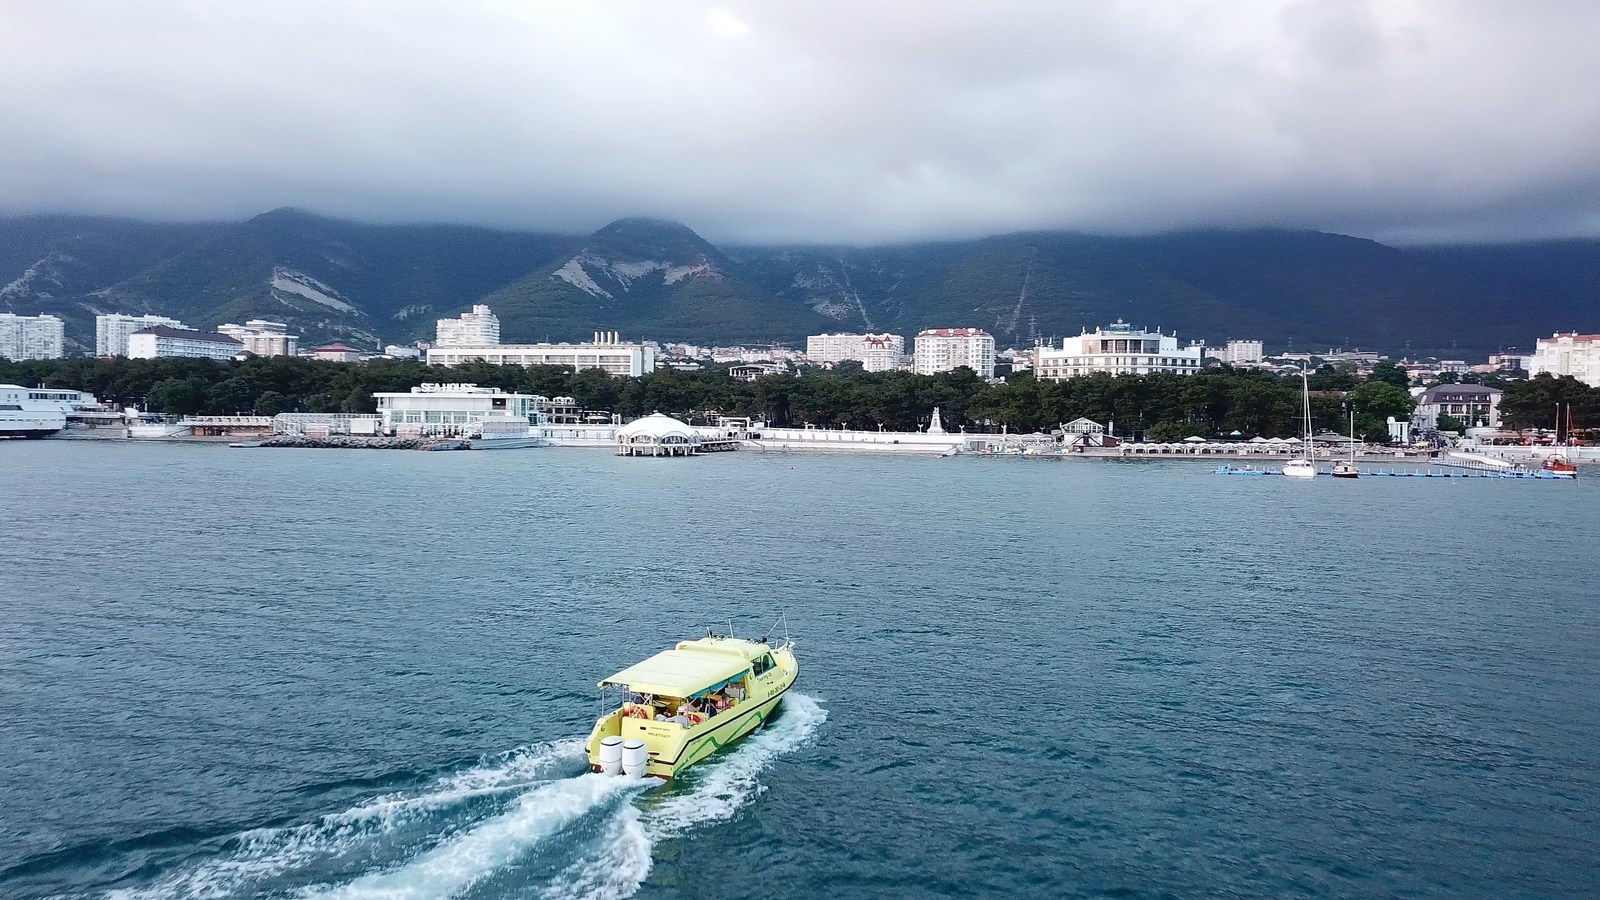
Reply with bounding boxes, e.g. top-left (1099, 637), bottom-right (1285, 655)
top-left (218, 320), bottom-right (299, 357)
top-left (1033, 321), bottom-right (1203, 381)
top-left (1528, 332), bottom-right (1600, 387)
top-left (127, 326), bottom-right (243, 361)
top-left (913, 328), bottom-right (995, 378)
top-left (1205, 339), bottom-right (1264, 365)
top-left (0, 313), bottom-right (65, 360)
top-left (96, 313), bottom-right (186, 357)
top-left (805, 332), bottom-right (906, 371)
top-left (436, 305), bottom-right (501, 346)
